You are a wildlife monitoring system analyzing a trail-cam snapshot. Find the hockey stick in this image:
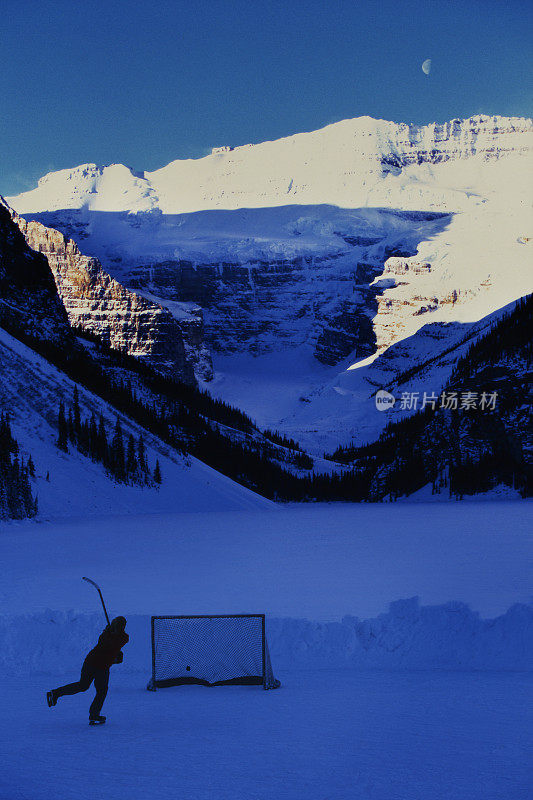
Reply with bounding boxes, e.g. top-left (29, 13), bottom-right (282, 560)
top-left (82, 577), bottom-right (110, 625)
